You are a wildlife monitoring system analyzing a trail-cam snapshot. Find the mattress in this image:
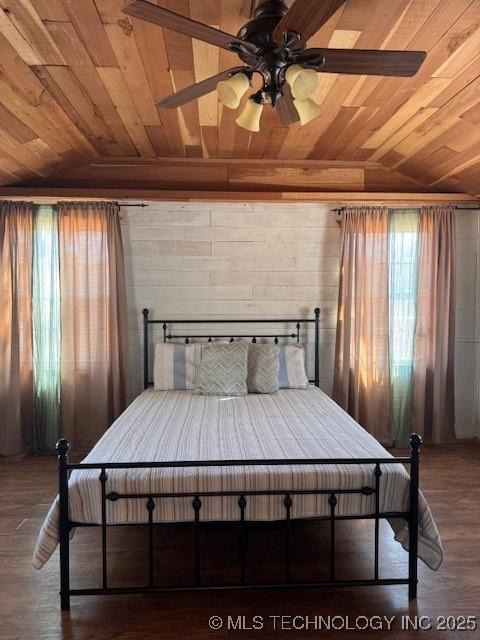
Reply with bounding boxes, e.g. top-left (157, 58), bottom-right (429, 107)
top-left (33, 387), bottom-right (443, 570)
